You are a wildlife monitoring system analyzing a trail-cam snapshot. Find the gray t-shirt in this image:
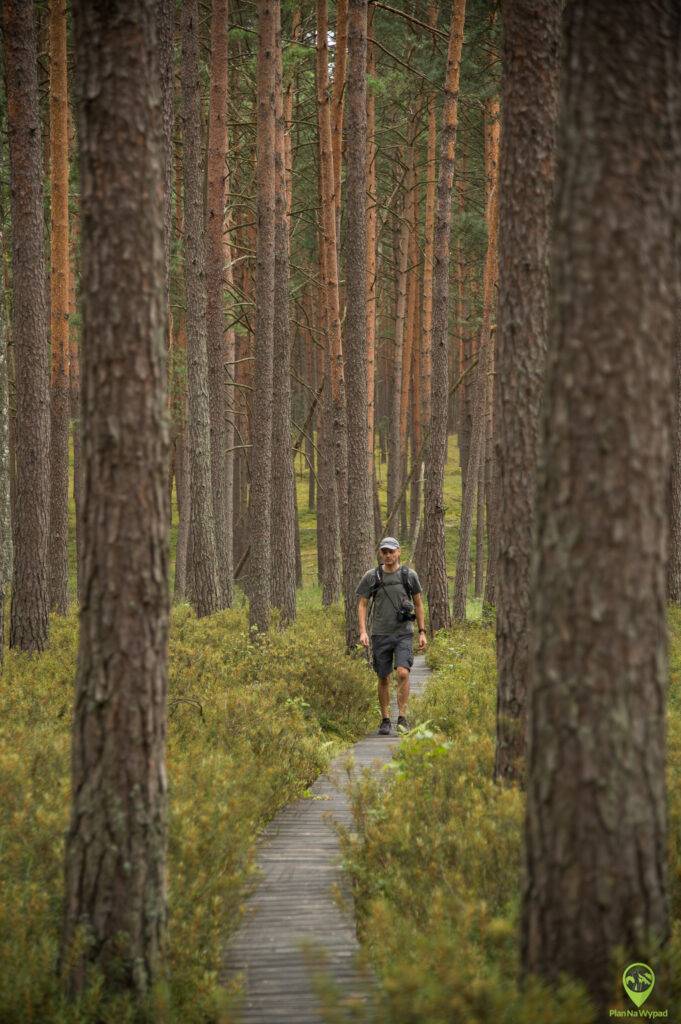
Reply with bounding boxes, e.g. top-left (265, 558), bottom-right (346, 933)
top-left (356, 565), bottom-right (422, 636)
